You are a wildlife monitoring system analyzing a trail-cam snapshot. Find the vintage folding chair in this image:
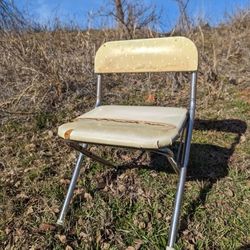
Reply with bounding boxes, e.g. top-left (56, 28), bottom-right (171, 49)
top-left (56, 36), bottom-right (198, 249)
